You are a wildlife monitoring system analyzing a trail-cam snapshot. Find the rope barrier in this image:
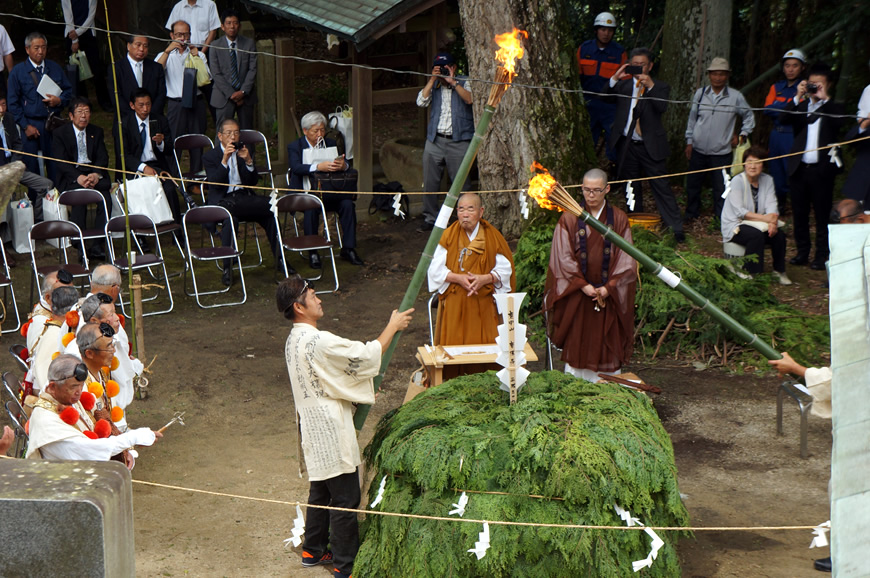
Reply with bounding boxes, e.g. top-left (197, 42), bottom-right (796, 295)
top-left (0, 11), bottom-right (863, 121)
top-left (3, 132), bottom-right (867, 197)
